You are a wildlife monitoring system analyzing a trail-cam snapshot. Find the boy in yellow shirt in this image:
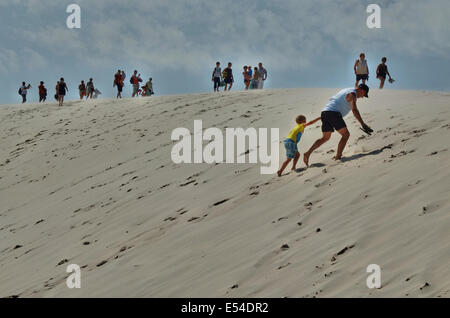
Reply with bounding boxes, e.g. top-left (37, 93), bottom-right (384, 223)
top-left (277, 115), bottom-right (321, 177)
